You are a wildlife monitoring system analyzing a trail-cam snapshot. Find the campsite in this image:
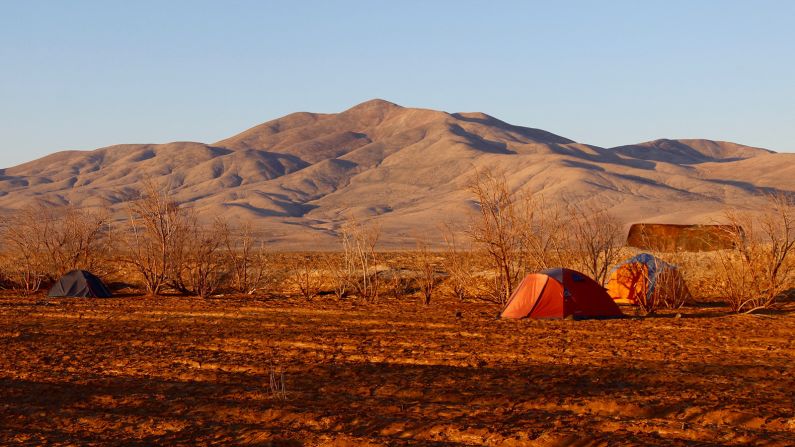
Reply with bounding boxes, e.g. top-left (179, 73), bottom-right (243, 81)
top-left (3, 3), bottom-right (795, 444)
top-left (0, 157), bottom-right (793, 446)
top-left (0, 171), bottom-right (794, 445)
